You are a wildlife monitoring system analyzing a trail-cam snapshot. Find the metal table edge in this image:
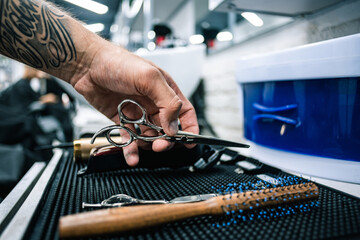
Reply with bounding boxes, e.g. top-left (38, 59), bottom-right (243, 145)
top-left (0, 149), bottom-right (64, 240)
top-left (0, 162), bottom-right (46, 233)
